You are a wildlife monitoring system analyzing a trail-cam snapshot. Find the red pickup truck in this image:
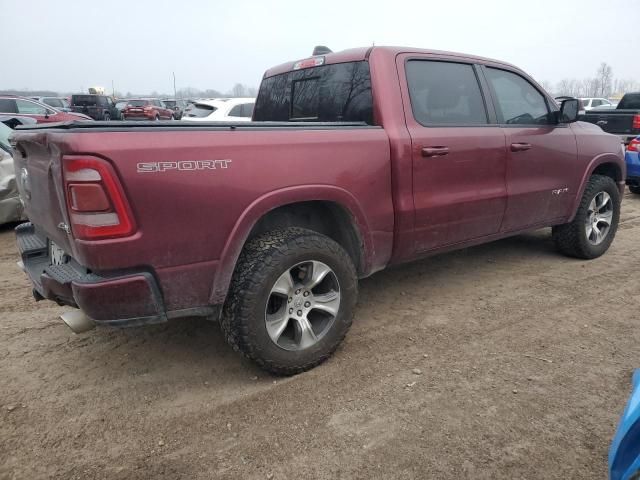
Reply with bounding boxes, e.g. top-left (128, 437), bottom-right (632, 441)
top-left (12, 46), bottom-right (625, 375)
